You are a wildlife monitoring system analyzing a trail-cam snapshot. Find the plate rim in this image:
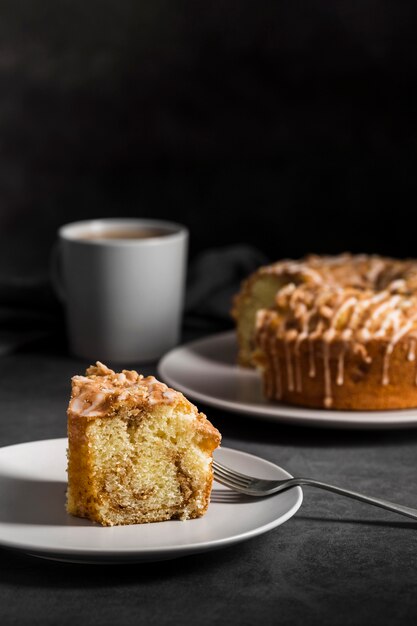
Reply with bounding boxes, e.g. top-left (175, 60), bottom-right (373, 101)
top-left (158, 330), bottom-right (417, 429)
top-left (0, 438), bottom-right (303, 562)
